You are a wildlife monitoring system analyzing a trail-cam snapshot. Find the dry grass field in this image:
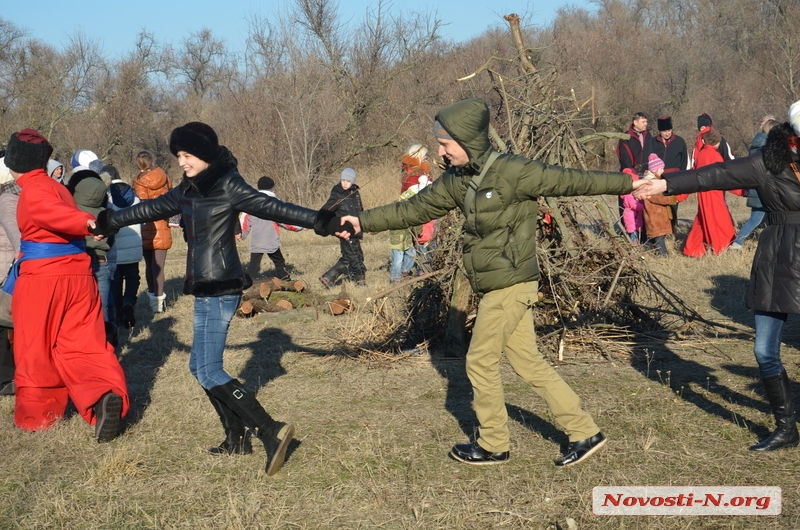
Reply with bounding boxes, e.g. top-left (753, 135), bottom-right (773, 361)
top-left (3, 193), bottom-right (800, 529)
